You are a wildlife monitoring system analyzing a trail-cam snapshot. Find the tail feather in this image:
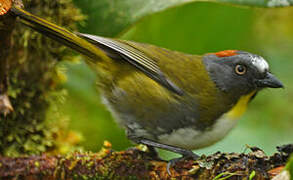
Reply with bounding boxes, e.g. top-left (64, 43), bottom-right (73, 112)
top-left (10, 6), bottom-right (184, 95)
top-left (10, 6), bottom-right (110, 62)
